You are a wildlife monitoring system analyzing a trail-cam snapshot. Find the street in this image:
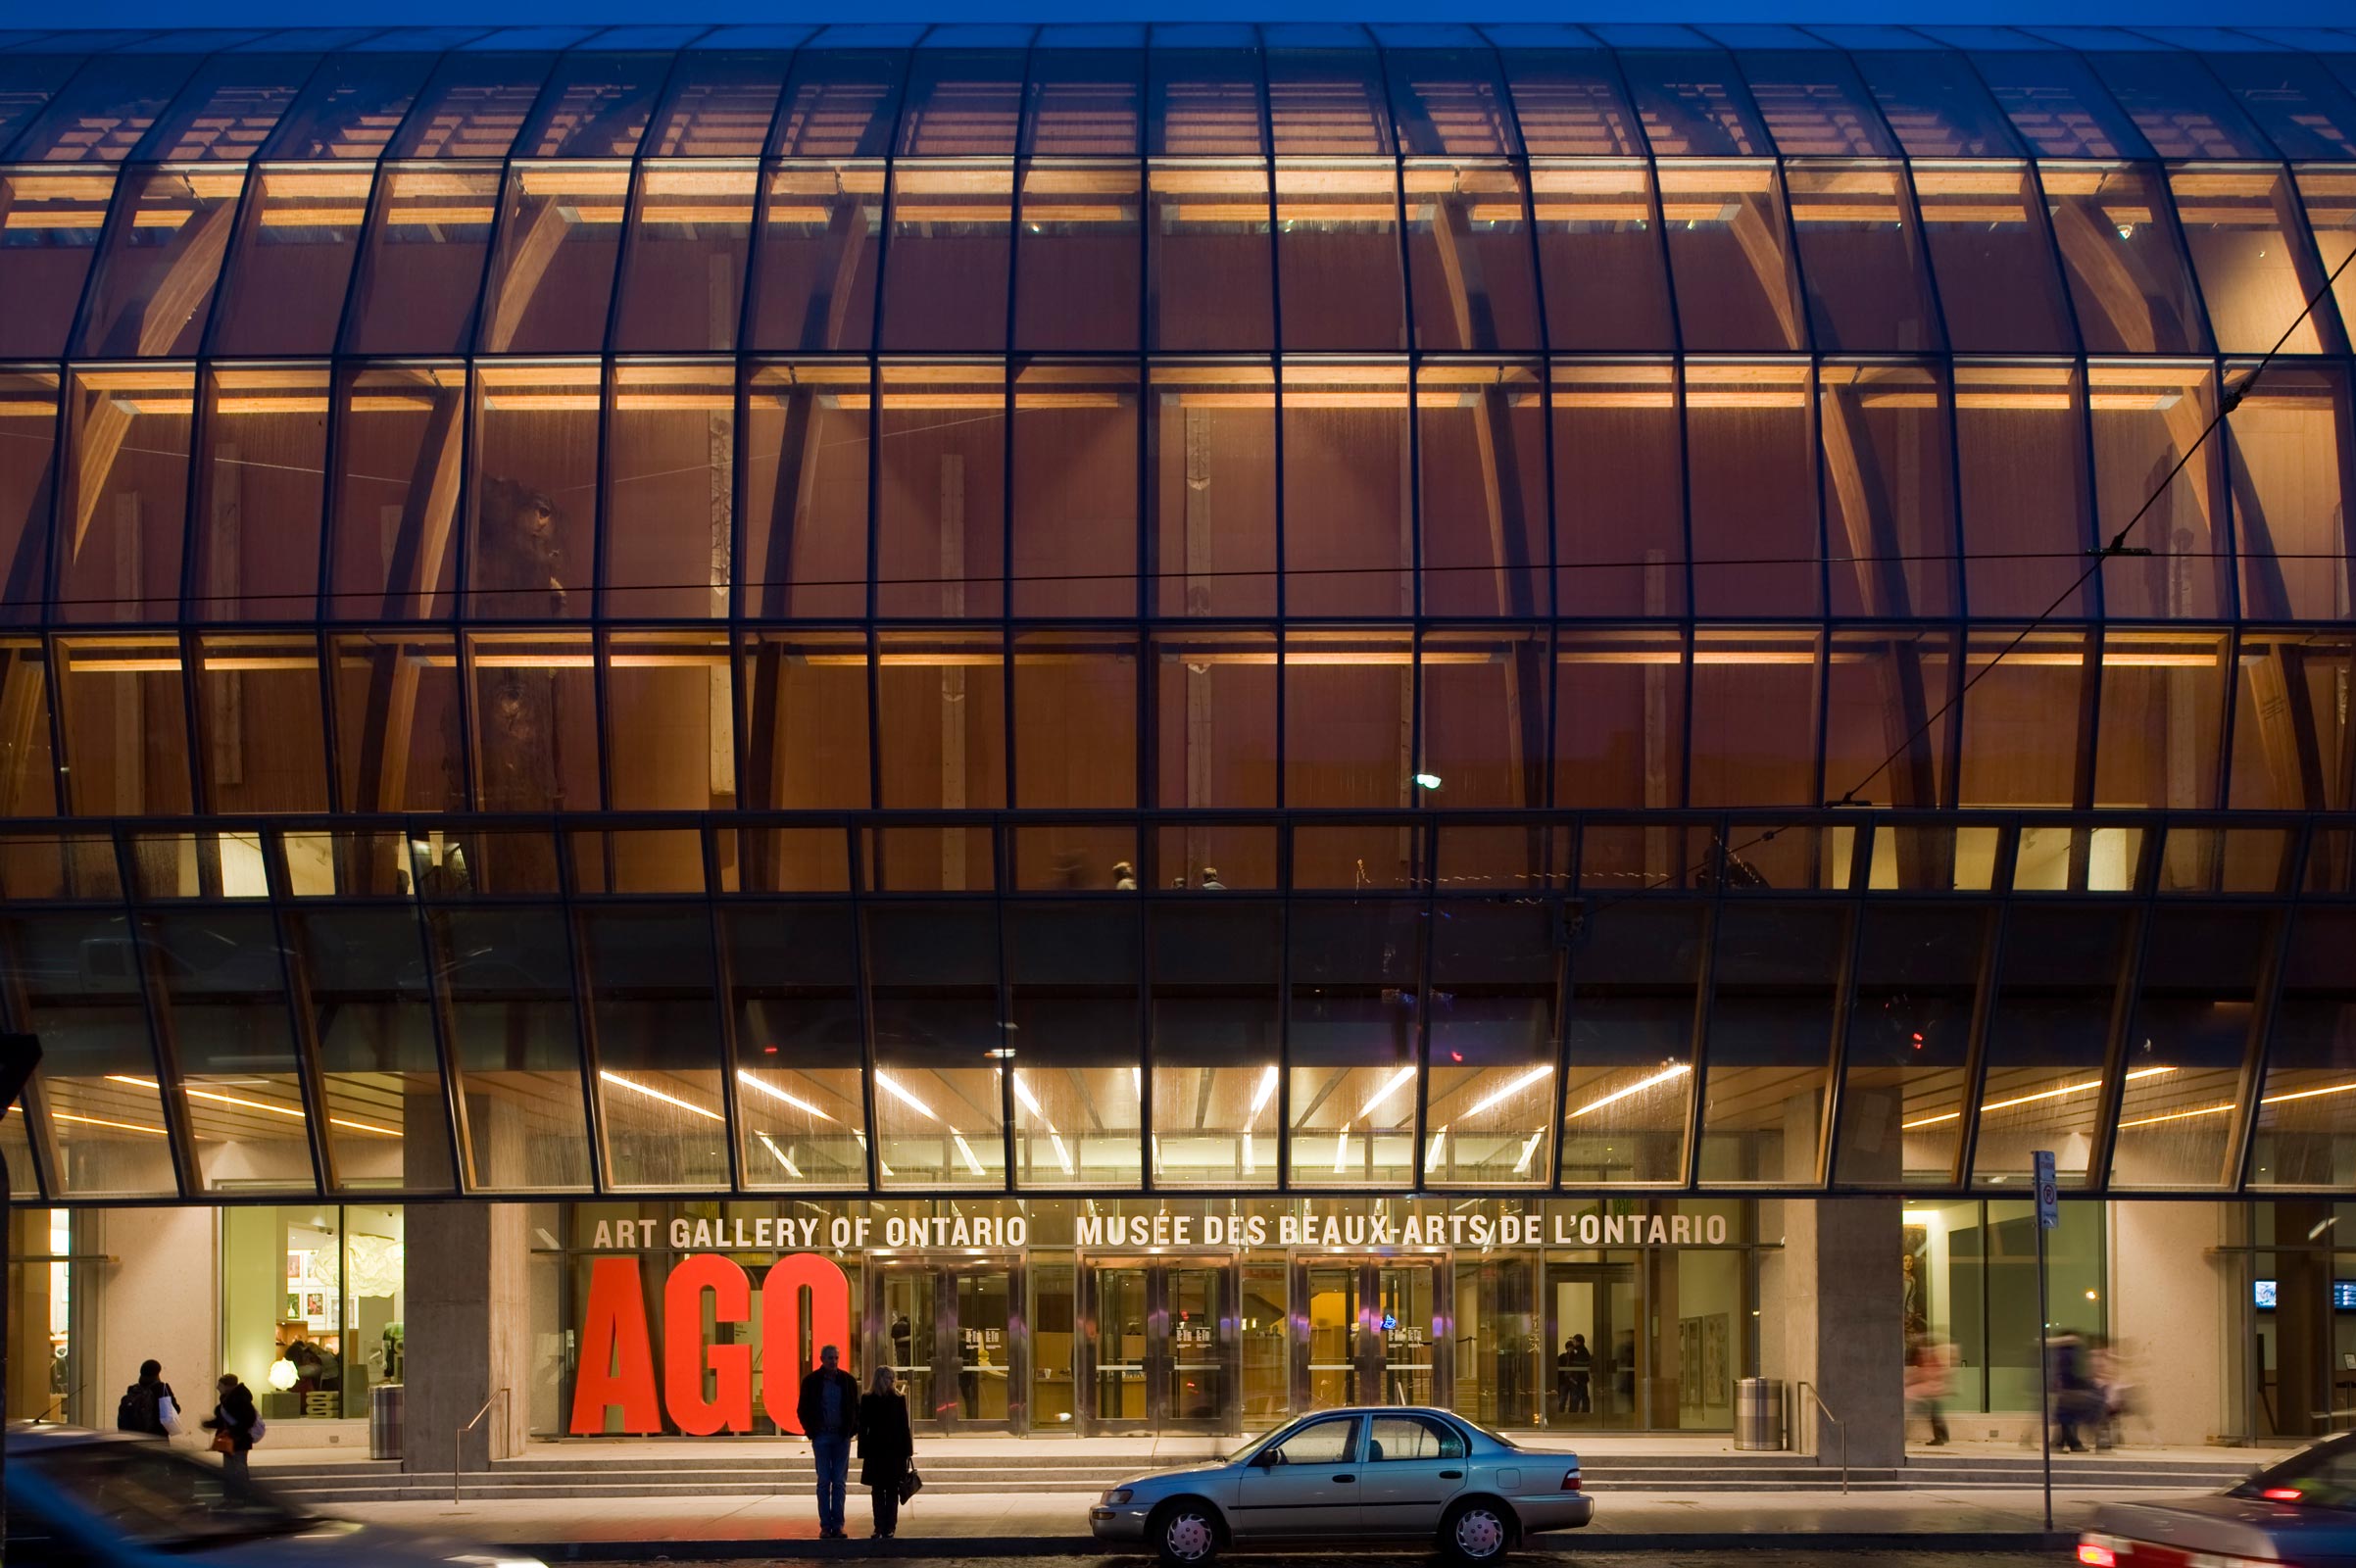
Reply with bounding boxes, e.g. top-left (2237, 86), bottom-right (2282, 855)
top-left (676, 1555), bottom-right (2059, 1568)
